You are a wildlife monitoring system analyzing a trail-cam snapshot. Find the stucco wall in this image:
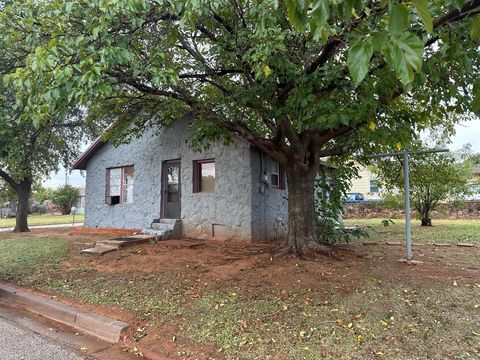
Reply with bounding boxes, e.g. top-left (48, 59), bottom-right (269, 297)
top-left (250, 148), bottom-right (288, 242)
top-left (84, 120), bottom-right (253, 240)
